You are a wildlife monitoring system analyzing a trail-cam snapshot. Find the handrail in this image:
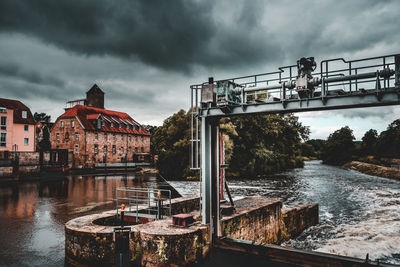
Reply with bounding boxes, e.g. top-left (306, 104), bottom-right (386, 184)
top-left (116, 187), bottom-right (172, 221)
